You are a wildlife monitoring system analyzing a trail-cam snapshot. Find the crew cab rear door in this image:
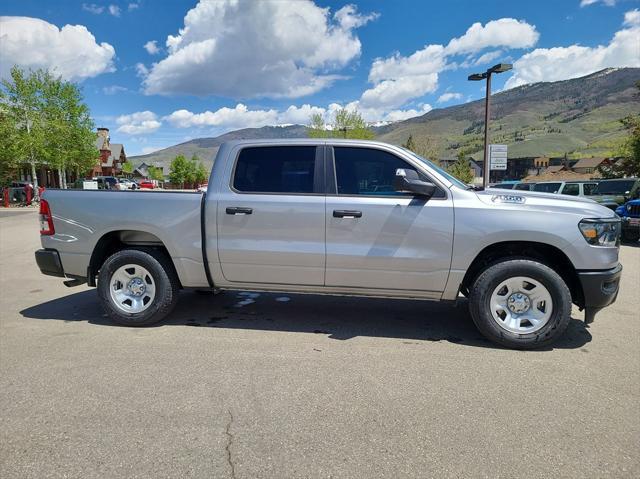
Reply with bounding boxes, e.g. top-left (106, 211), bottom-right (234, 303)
top-left (324, 145), bottom-right (454, 294)
top-left (216, 144), bottom-right (326, 286)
